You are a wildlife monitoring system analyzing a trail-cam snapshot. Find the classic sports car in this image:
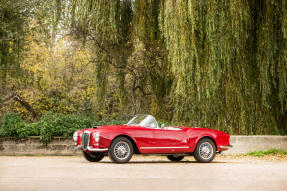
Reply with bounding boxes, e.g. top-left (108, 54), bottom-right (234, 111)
top-left (73, 114), bottom-right (232, 163)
